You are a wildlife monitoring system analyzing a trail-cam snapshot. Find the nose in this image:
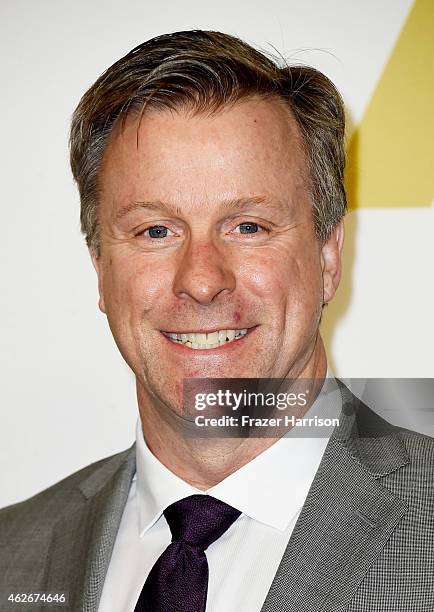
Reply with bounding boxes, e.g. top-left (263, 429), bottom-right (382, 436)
top-left (172, 238), bottom-right (236, 305)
